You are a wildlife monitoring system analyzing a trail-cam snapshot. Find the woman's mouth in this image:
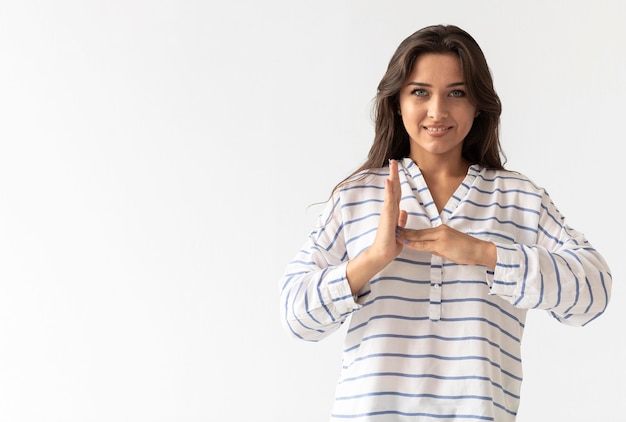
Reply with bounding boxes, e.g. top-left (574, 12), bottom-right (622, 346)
top-left (424, 126), bottom-right (453, 136)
